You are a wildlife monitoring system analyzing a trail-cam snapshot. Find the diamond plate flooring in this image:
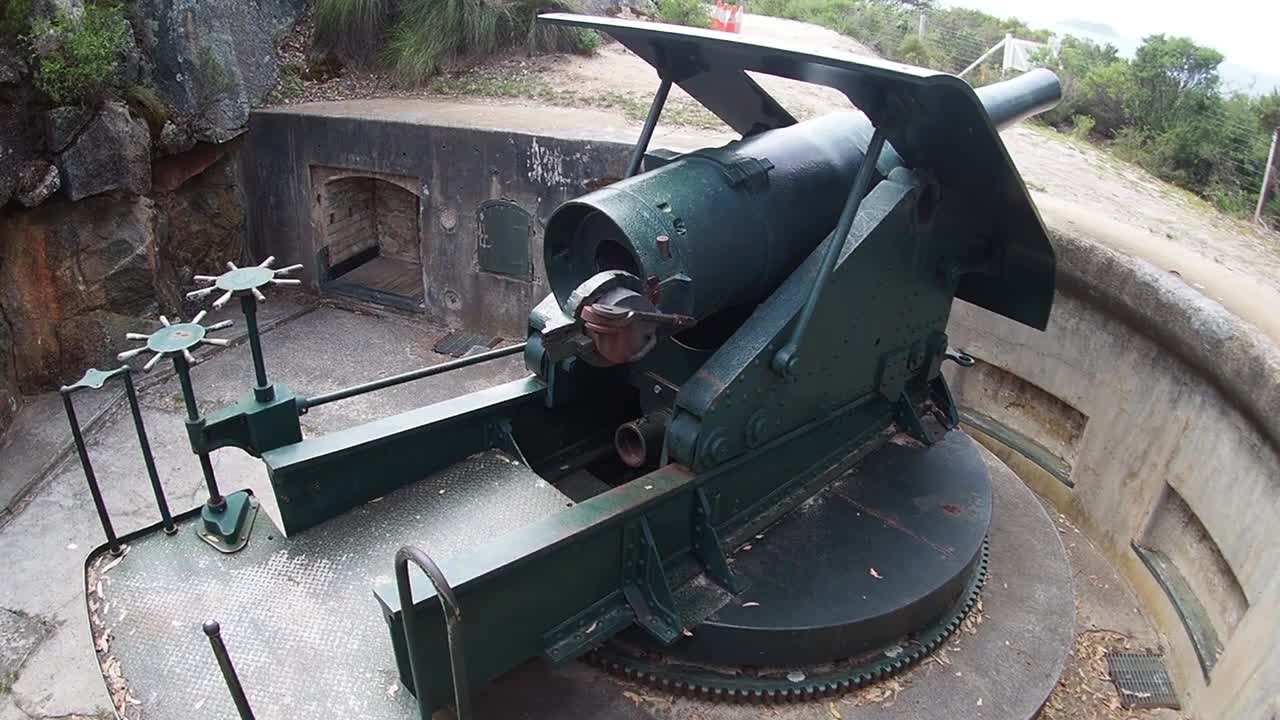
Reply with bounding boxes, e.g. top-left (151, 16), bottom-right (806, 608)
top-left (91, 450), bottom-right (569, 720)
